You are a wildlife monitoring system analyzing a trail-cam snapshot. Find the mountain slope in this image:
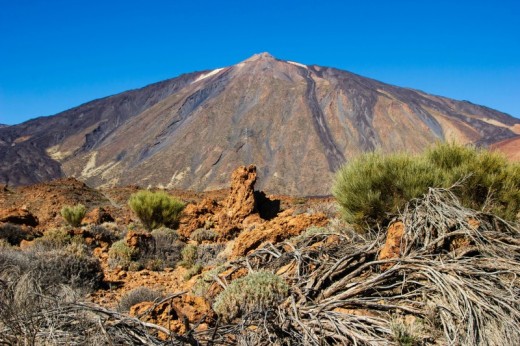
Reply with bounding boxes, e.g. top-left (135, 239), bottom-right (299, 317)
top-left (1, 53), bottom-right (519, 194)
